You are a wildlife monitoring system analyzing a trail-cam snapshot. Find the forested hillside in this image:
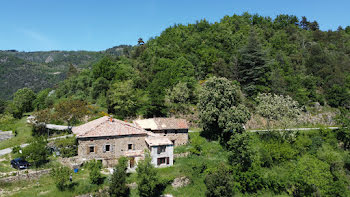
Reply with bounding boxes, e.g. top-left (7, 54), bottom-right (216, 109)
top-left (0, 45), bottom-right (131, 100)
top-left (36, 13), bottom-right (350, 119)
top-left (2, 13), bottom-right (350, 197)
